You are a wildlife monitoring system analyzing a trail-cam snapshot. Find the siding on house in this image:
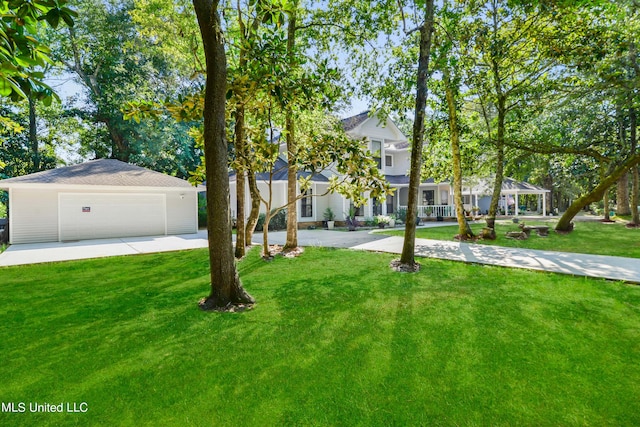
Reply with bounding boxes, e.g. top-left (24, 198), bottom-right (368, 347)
top-left (166, 191), bottom-right (198, 234)
top-left (10, 189), bottom-right (59, 244)
top-left (7, 187), bottom-right (199, 244)
top-left (58, 192), bottom-right (167, 241)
